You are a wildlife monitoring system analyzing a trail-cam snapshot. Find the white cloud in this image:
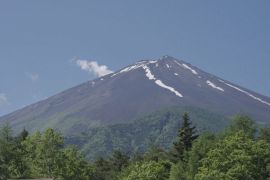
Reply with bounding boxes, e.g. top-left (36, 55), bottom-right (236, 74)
top-left (30, 74), bottom-right (39, 82)
top-left (26, 72), bottom-right (39, 82)
top-left (75, 59), bottom-right (113, 77)
top-left (0, 93), bottom-right (8, 107)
